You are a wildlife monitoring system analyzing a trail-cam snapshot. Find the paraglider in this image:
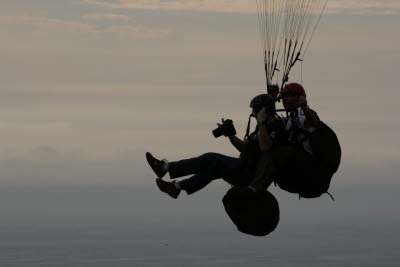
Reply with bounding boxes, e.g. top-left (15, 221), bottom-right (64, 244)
top-left (147, 0), bottom-right (341, 237)
top-left (224, 0), bottom-right (341, 235)
top-left (251, 0), bottom-right (341, 199)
